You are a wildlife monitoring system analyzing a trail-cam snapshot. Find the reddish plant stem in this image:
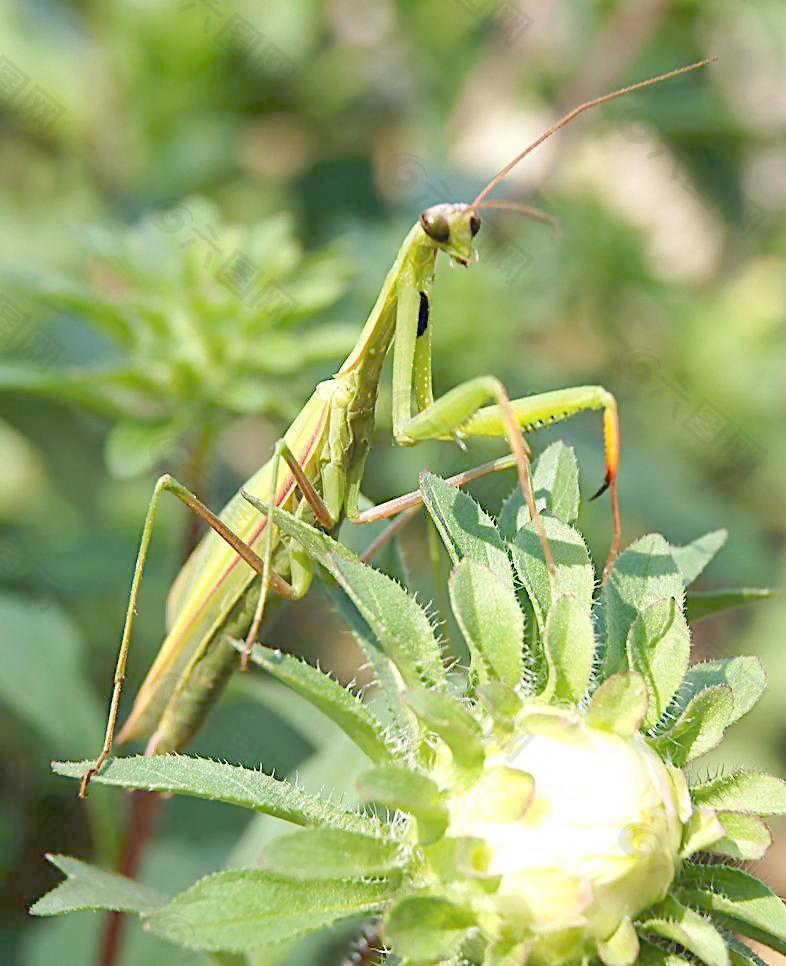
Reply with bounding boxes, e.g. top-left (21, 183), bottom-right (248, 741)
top-left (98, 791), bottom-right (164, 966)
